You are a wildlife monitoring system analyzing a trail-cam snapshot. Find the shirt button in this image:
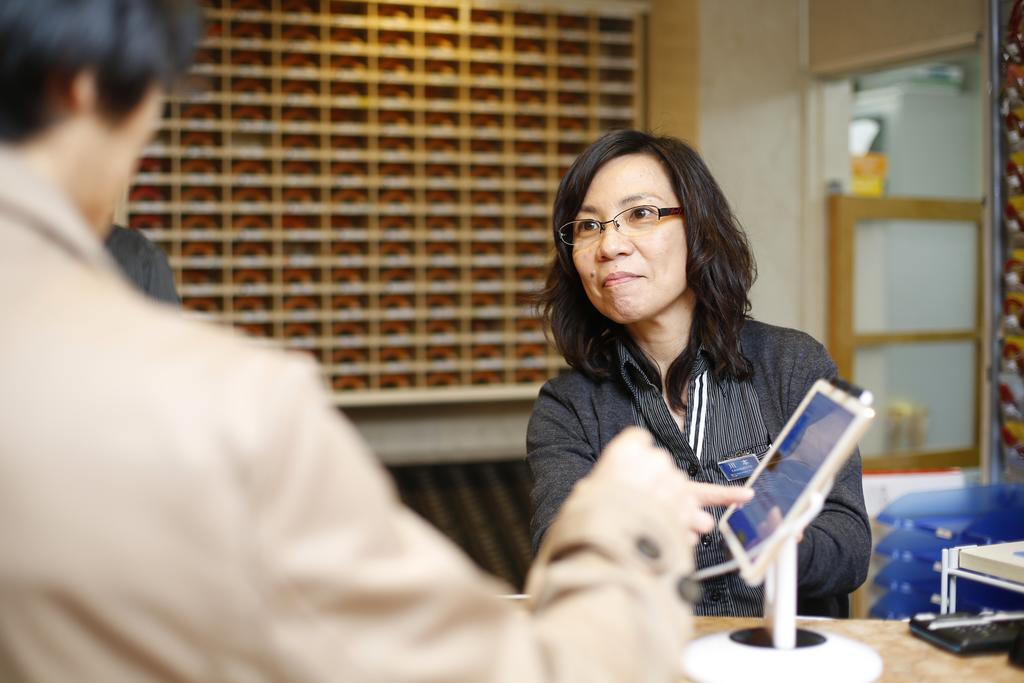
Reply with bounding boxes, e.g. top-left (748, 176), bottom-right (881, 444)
top-left (700, 534), bottom-right (712, 547)
top-left (707, 589), bottom-right (723, 603)
top-left (636, 536), bottom-right (661, 560)
top-left (687, 463), bottom-right (699, 477)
